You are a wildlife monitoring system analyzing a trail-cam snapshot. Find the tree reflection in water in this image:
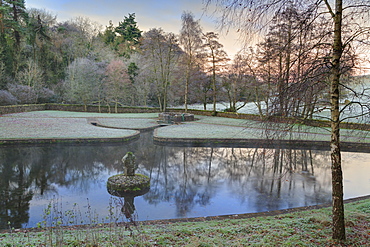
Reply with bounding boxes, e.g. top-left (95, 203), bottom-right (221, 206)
top-left (145, 145), bottom-right (333, 218)
top-left (0, 132), bottom-right (368, 229)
